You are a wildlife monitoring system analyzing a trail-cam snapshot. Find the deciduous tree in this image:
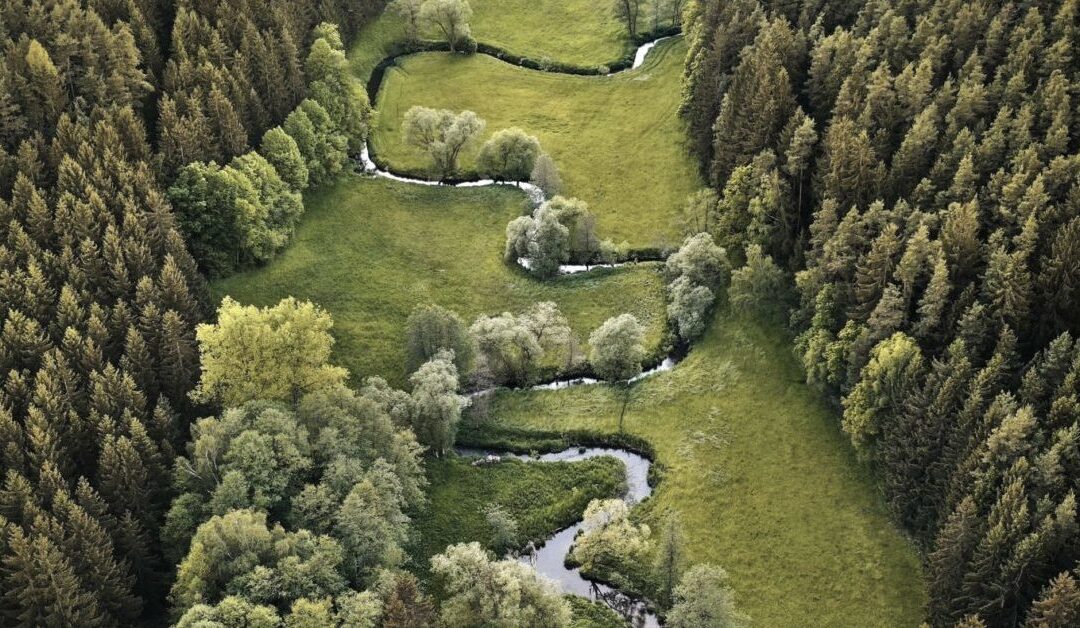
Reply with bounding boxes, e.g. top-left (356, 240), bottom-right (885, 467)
top-left (430, 542), bottom-right (571, 627)
top-left (477, 128), bottom-right (541, 182)
top-left (192, 297), bottom-right (347, 407)
top-left (402, 106), bottom-right (485, 179)
top-left (421, 0), bottom-right (474, 52)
